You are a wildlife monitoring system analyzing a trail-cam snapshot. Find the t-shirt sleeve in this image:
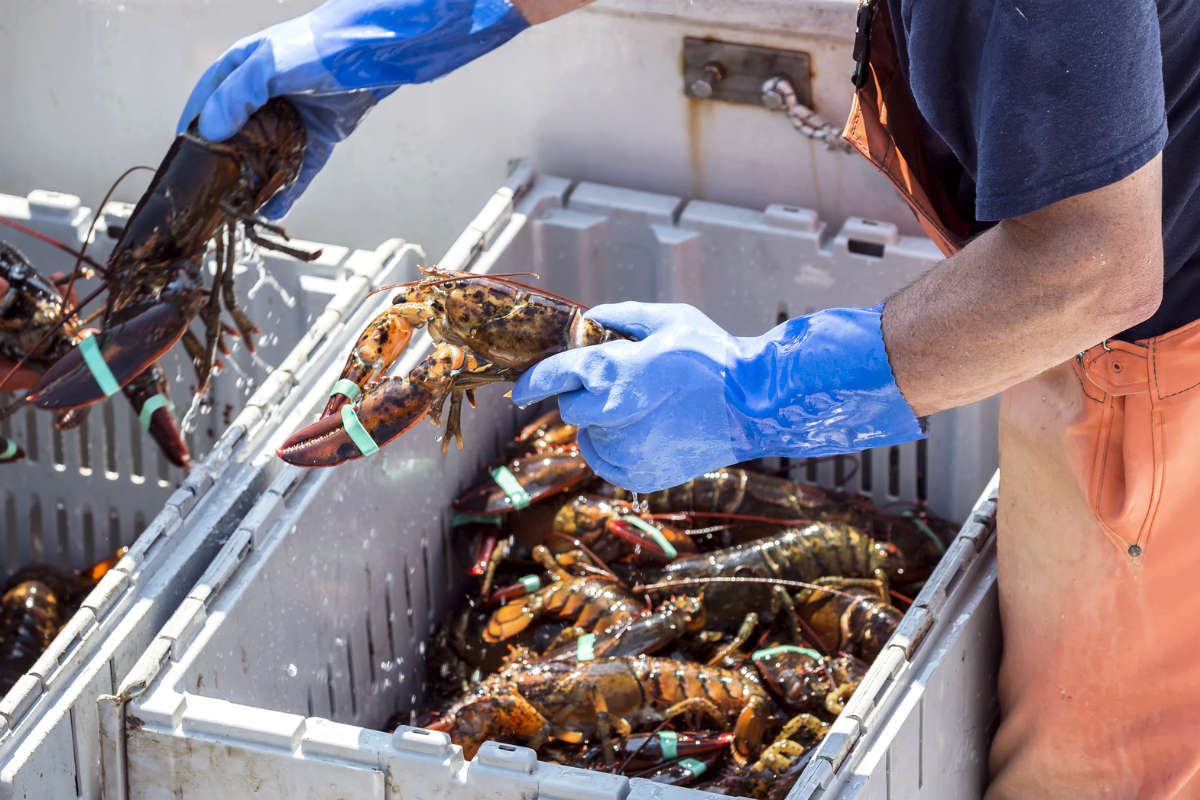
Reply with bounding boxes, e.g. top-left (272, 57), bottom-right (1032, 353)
top-left (964, 0), bottom-right (1167, 220)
